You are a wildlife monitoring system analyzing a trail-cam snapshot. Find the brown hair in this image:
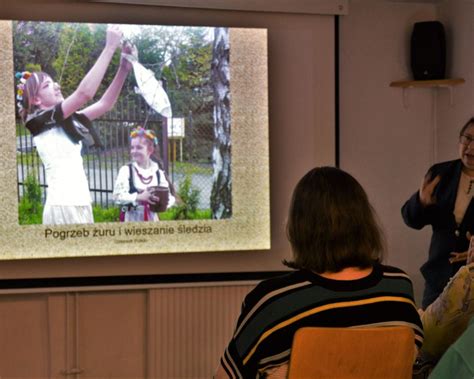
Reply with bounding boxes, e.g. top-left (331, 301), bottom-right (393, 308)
top-left (459, 117), bottom-right (474, 136)
top-left (284, 166), bottom-right (385, 273)
top-left (19, 72), bottom-right (51, 122)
